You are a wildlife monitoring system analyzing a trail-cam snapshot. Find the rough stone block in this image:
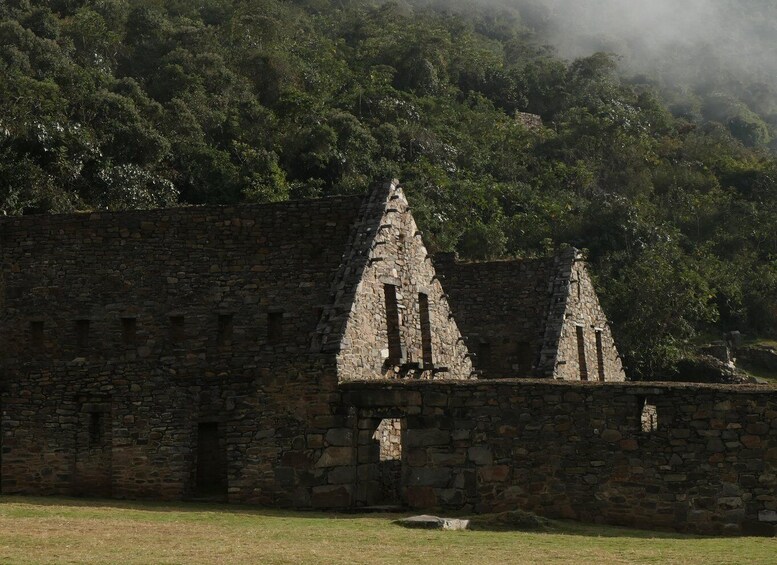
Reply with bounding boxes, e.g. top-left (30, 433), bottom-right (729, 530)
top-left (325, 428), bottom-right (354, 446)
top-left (407, 468), bottom-right (452, 487)
top-left (467, 446), bottom-right (493, 465)
top-left (405, 429), bottom-right (450, 447)
top-left (311, 485), bottom-right (352, 508)
top-left (315, 447), bottom-right (354, 468)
